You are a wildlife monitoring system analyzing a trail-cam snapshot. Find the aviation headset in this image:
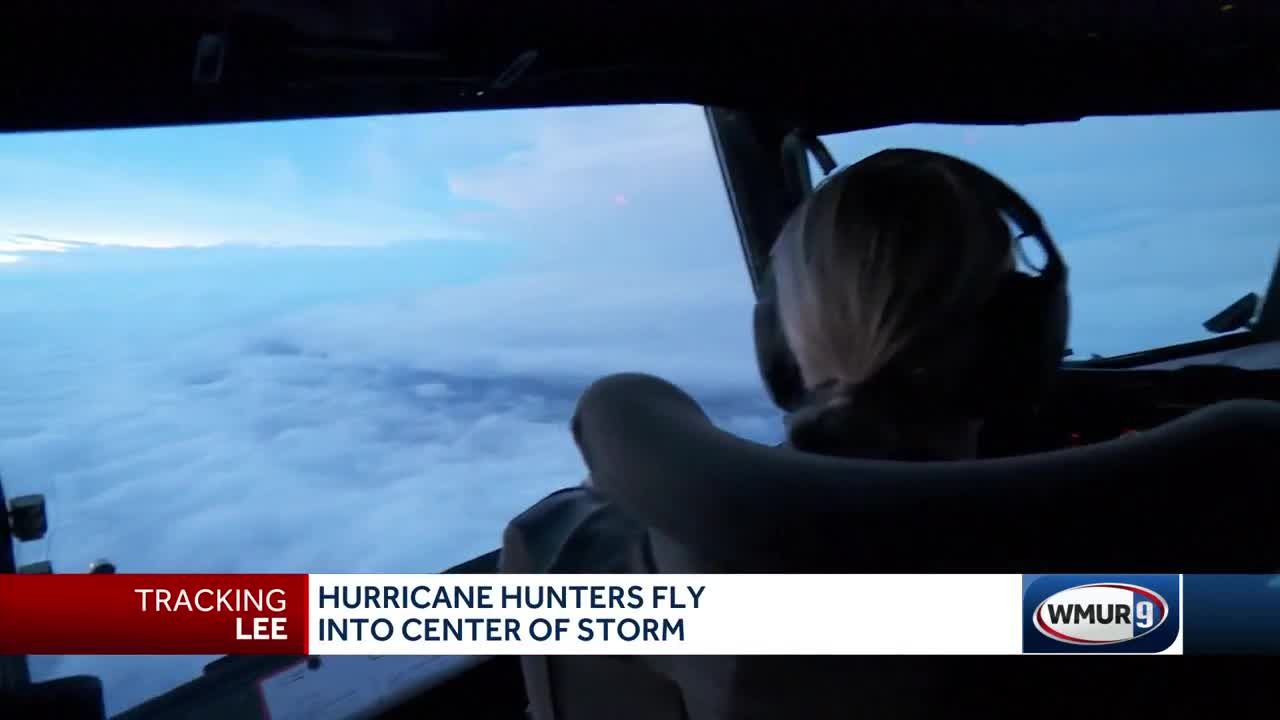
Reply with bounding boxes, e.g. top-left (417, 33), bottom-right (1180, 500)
top-left (753, 147), bottom-right (1070, 417)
